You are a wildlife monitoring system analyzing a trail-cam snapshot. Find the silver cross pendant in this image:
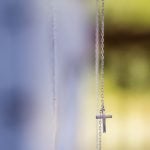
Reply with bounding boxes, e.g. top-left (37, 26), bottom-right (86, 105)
top-left (96, 109), bottom-right (112, 133)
